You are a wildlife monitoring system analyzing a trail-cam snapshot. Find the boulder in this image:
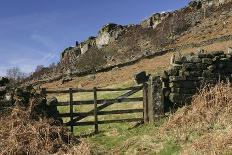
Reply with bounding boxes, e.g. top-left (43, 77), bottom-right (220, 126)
top-left (134, 71), bottom-right (149, 84)
top-left (46, 97), bottom-right (63, 124)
